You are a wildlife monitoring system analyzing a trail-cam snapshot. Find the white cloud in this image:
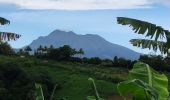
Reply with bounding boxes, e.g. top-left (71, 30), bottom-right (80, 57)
top-left (0, 0), bottom-right (168, 10)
